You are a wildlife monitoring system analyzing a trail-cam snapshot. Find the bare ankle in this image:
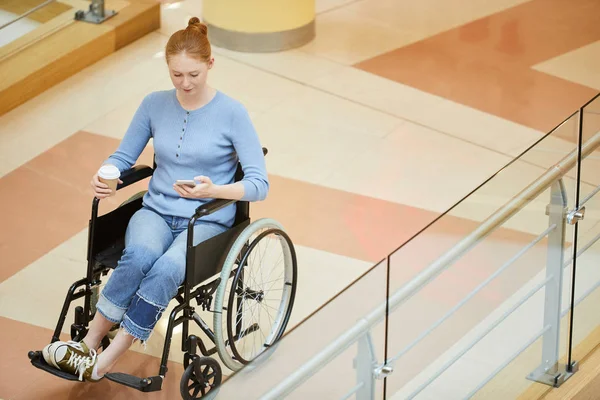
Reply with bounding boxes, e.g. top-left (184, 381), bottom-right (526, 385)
top-left (83, 338), bottom-right (99, 351)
